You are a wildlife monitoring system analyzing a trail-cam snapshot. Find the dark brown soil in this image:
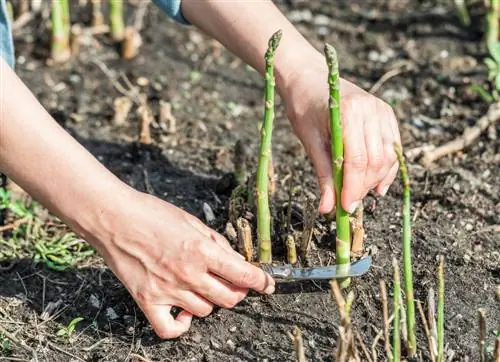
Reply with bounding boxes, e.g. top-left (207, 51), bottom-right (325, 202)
top-left (1, 0), bottom-right (499, 361)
